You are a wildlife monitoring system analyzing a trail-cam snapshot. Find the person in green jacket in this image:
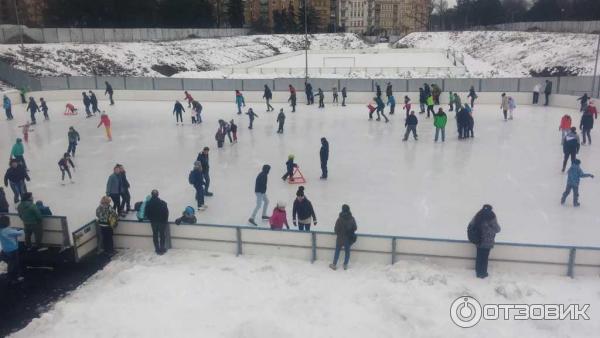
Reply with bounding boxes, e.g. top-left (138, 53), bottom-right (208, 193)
top-left (426, 95), bottom-right (435, 118)
top-left (10, 138), bottom-right (26, 169)
top-left (448, 91), bottom-right (455, 112)
top-left (17, 192), bottom-right (43, 249)
top-left (434, 108), bottom-right (448, 142)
